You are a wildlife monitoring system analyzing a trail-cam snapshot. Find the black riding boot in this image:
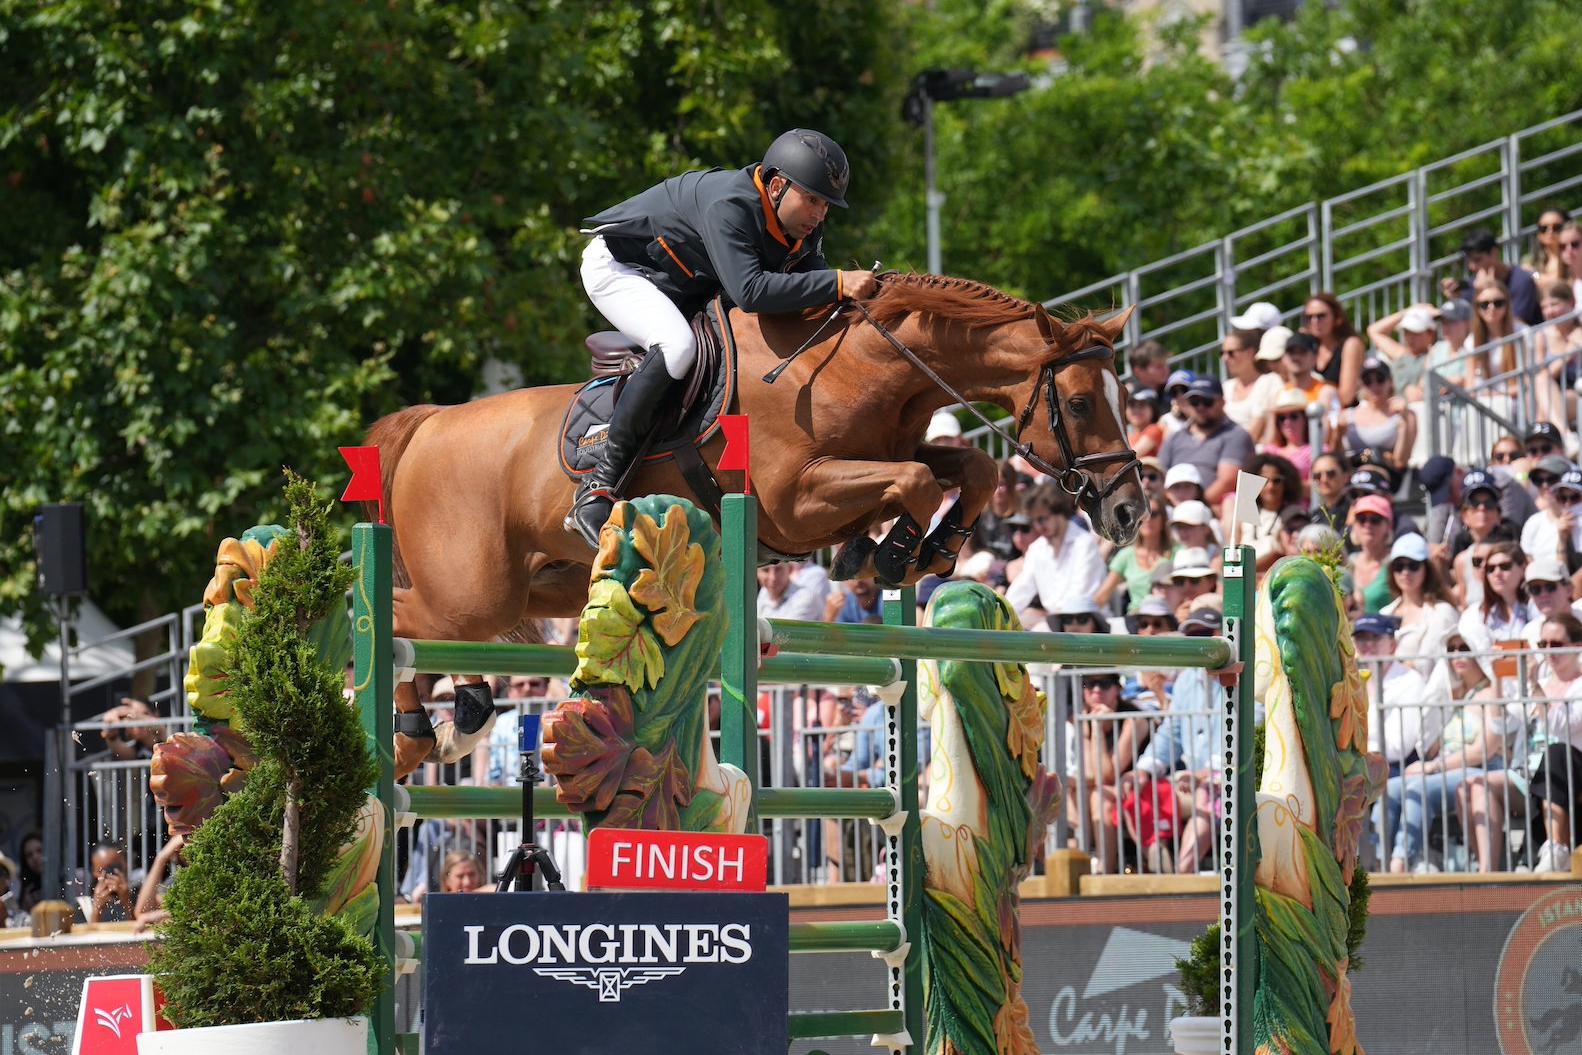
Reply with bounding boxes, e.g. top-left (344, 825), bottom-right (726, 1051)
top-left (567, 351), bottom-right (678, 548)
